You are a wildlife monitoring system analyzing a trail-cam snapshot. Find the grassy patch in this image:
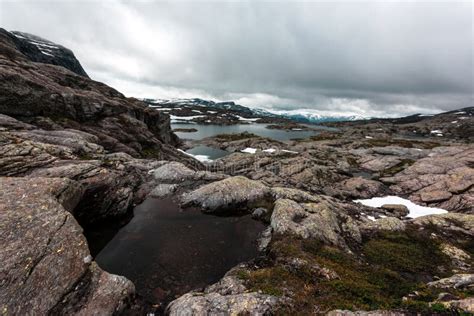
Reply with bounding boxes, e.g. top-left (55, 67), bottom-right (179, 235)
top-left (362, 230), bottom-right (452, 277)
top-left (241, 231), bottom-right (458, 314)
top-left (141, 147), bottom-right (161, 158)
